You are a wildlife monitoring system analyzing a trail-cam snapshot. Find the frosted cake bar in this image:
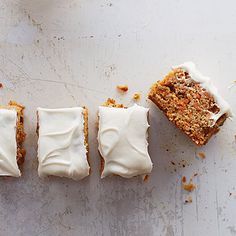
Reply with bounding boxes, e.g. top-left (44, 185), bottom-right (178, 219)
top-left (0, 101), bottom-right (26, 177)
top-left (37, 107), bottom-right (90, 180)
top-left (98, 99), bottom-right (153, 178)
top-left (148, 62), bottom-right (231, 146)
